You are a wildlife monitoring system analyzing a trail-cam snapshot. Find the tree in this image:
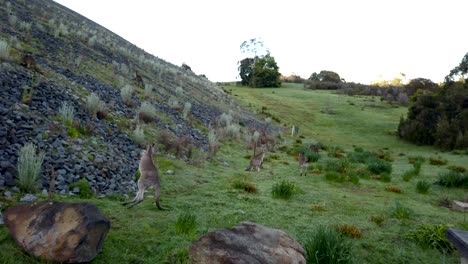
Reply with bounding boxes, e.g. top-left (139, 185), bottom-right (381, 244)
top-left (446, 52), bottom-right (468, 82)
top-left (238, 38), bottom-right (281, 88)
top-left (250, 54), bottom-right (281, 88)
top-left (308, 70), bottom-right (342, 83)
top-left (238, 57), bottom-right (255, 86)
